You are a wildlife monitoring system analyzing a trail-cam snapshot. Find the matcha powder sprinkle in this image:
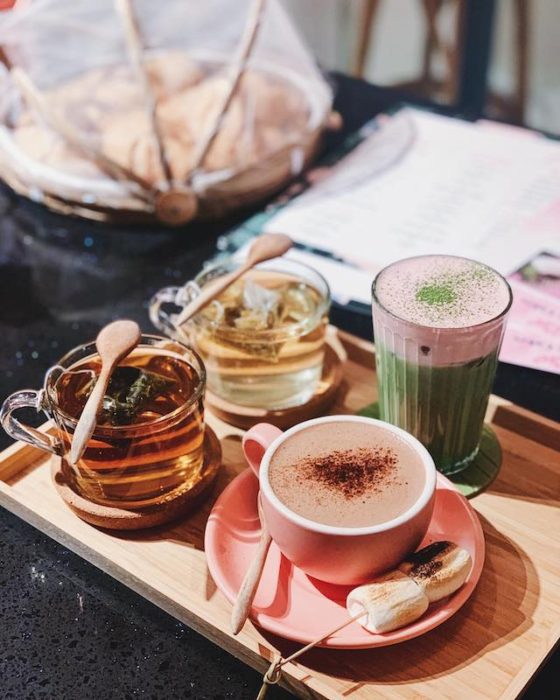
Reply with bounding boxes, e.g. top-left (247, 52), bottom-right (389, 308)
top-left (374, 256), bottom-right (511, 328)
top-left (416, 283), bottom-right (457, 306)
